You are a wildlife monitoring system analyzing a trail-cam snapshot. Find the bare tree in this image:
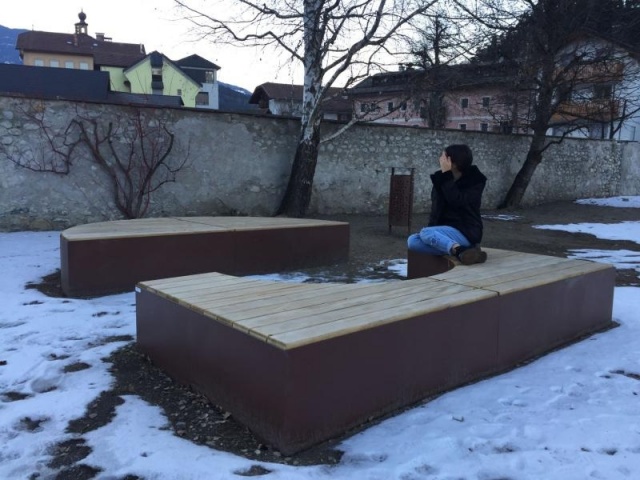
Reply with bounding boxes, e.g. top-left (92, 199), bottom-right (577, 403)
top-left (3, 102), bottom-right (190, 219)
top-left (1, 100), bottom-right (80, 174)
top-left (462, 0), bottom-right (640, 208)
top-left (408, 8), bottom-right (482, 128)
top-left (71, 108), bottom-right (191, 219)
top-left (174, 0), bottom-right (440, 217)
